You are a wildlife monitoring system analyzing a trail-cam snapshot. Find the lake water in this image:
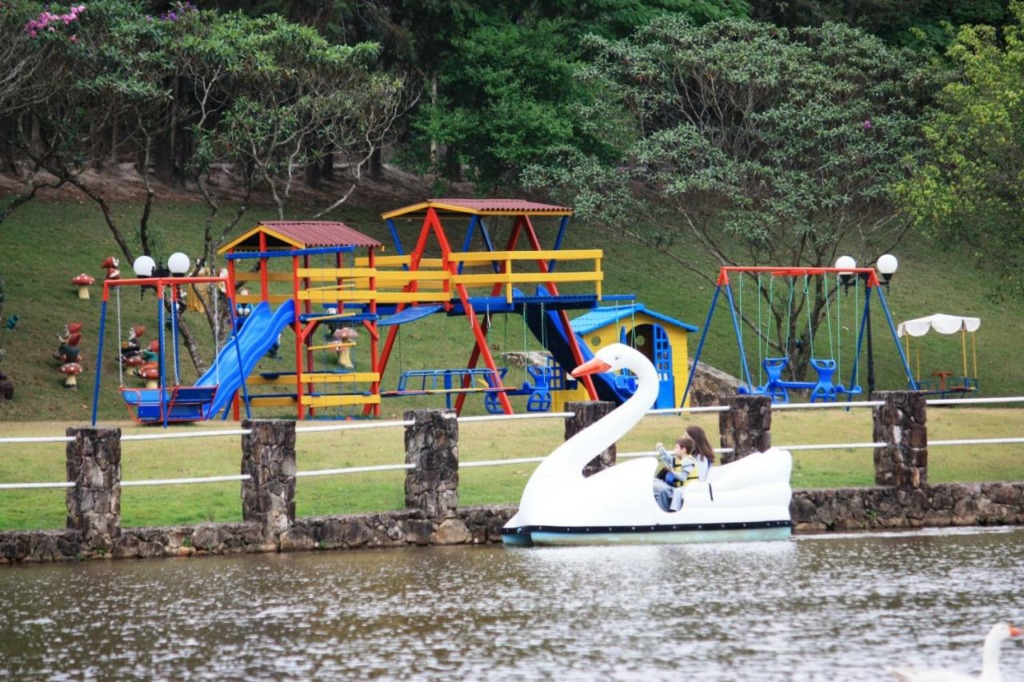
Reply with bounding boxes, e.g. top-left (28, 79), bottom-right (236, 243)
top-left (1, 527), bottom-right (1022, 681)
